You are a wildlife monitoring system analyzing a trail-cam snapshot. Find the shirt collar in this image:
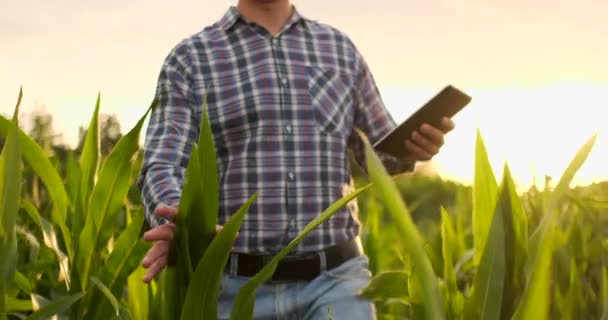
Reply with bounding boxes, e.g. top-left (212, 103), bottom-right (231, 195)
top-left (218, 5), bottom-right (308, 32)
